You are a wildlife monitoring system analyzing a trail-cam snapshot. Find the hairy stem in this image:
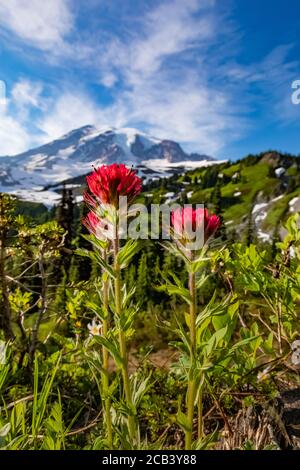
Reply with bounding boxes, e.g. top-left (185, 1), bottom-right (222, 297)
top-left (197, 385), bottom-right (203, 440)
top-left (113, 233), bottom-right (136, 443)
top-left (102, 248), bottom-right (113, 448)
top-left (185, 265), bottom-right (197, 450)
